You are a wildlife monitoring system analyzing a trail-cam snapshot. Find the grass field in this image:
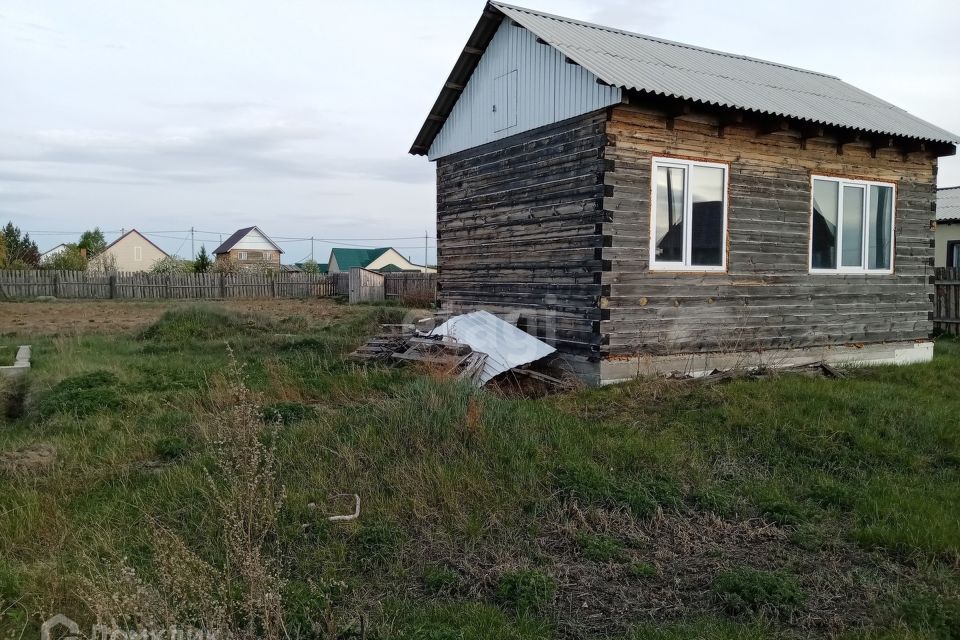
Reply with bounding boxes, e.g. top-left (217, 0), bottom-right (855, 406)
top-left (1, 299), bottom-right (958, 639)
